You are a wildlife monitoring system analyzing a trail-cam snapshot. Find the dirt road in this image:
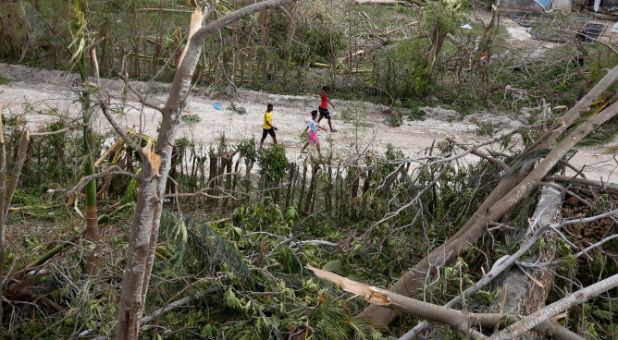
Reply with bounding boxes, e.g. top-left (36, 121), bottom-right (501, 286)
top-left (0, 62), bottom-right (616, 183)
